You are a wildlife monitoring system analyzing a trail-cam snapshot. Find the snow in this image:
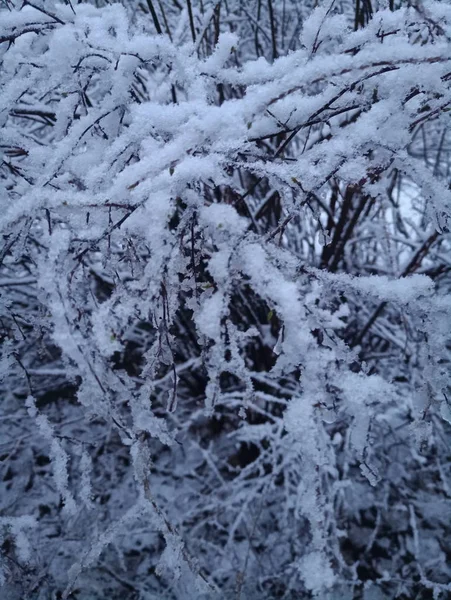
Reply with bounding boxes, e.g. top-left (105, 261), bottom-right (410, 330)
top-left (1, 0), bottom-right (451, 597)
